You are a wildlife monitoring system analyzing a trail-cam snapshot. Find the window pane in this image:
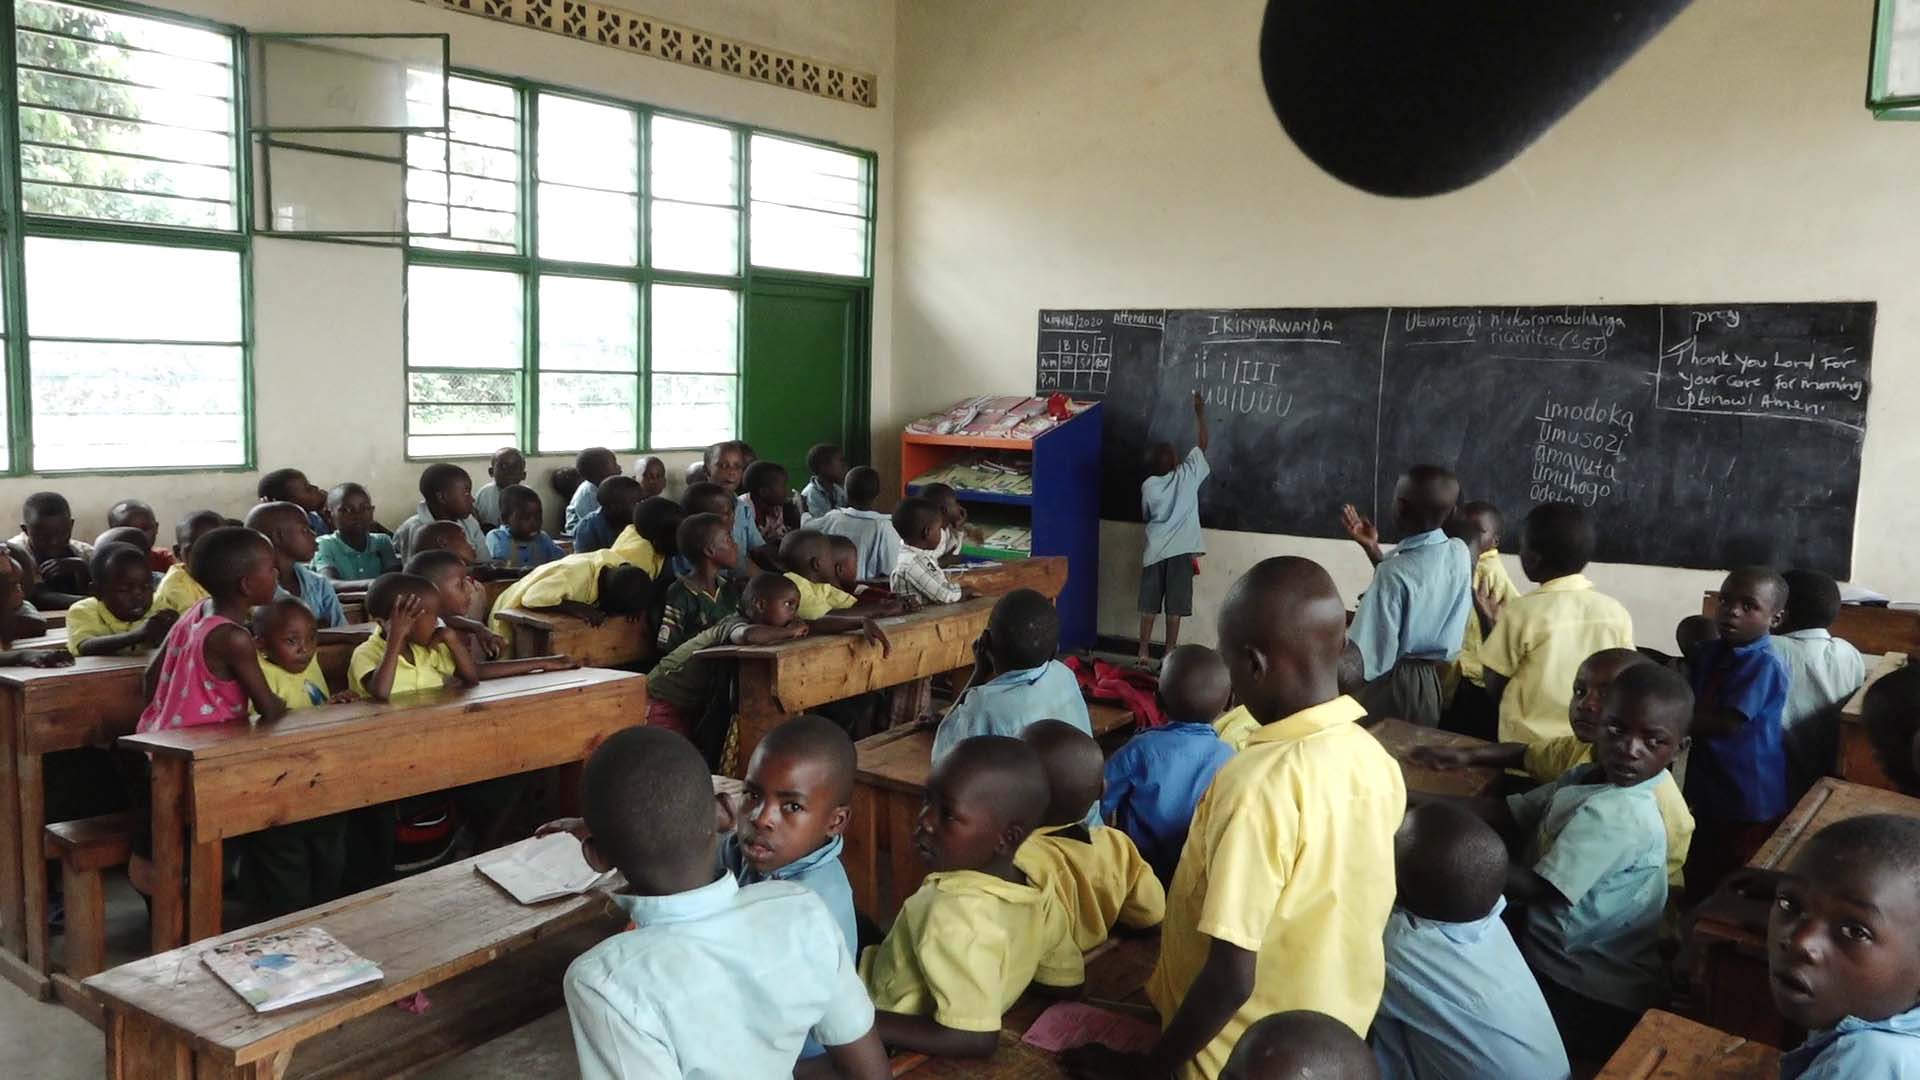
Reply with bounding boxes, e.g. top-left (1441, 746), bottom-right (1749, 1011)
top-left (650, 285), bottom-right (738, 374)
top-left (14, 3), bottom-right (239, 229)
top-left (407, 358), bottom-right (519, 457)
top-left (650, 200), bottom-right (738, 275)
top-left (750, 134), bottom-right (866, 215)
top-left (538, 276), bottom-right (637, 373)
top-left (651, 115), bottom-right (736, 205)
top-left (650, 374), bottom-right (735, 448)
top-left (408, 76), bottom-right (520, 252)
top-left (407, 265), bottom-right (522, 370)
top-left (26, 237), bottom-right (240, 340)
top-left (538, 372), bottom-right (636, 453)
top-left (750, 202), bottom-right (868, 277)
top-left (537, 183), bottom-right (637, 265)
top-left (30, 341), bottom-right (244, 469)
top-left (536, 94), bottom-right (636, 192)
